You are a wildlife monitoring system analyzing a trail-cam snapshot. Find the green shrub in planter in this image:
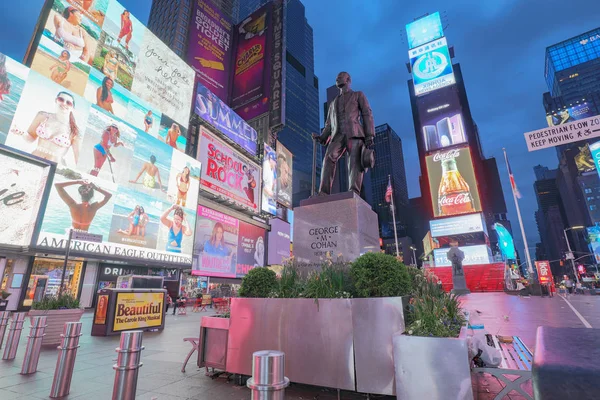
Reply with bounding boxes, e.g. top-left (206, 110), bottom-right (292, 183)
top-left (239, 267), bottom-right (278, 298)
top-left (31, 293), bottom-right (80, 310)
top-left (351, 253), bottom-right (412, 297)
top-left (277, 264), bottom-right (305, 298)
